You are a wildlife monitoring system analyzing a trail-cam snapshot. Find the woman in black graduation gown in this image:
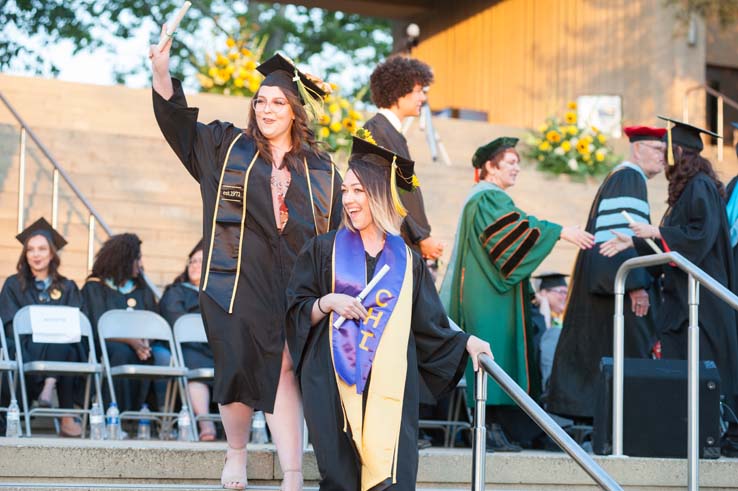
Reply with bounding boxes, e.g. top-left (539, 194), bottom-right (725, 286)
top-left (602, 118), bottom-right (738, 457)
top-left (0, 218), bottom-right (85, 437)
top-left (159, 239), bottom-right (216, 441)
top-left (286, 138), bottom-right (491, 490)
top-left (150, 30), bottom-right (341, 490)
top-left (81, 233), bottom-right (159, 414)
